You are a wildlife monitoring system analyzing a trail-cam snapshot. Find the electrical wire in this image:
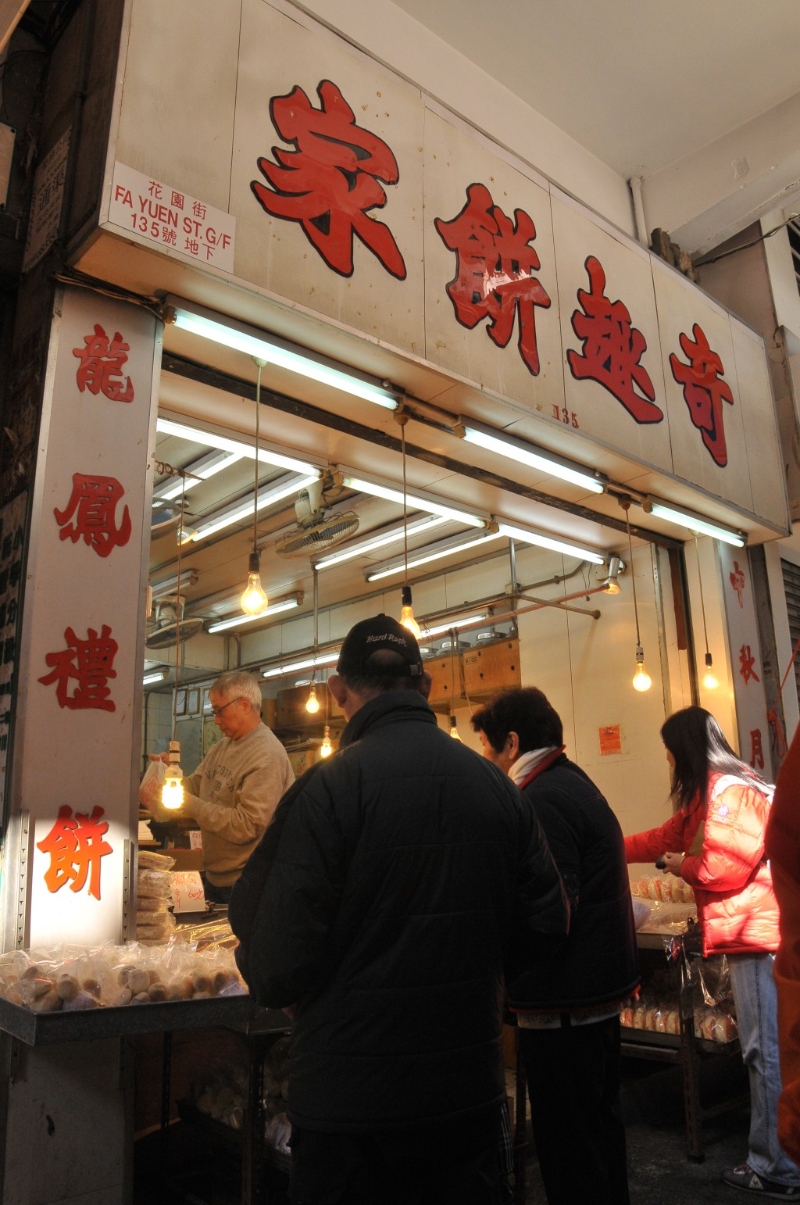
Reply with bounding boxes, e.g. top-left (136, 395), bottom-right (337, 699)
top-left (693, 211), bottom-right (800, 268)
